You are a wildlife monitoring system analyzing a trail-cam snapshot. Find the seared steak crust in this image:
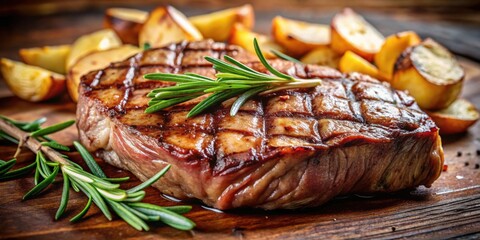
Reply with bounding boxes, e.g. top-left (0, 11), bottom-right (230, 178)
top-left (77, 40), bottom-right (444, 210)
